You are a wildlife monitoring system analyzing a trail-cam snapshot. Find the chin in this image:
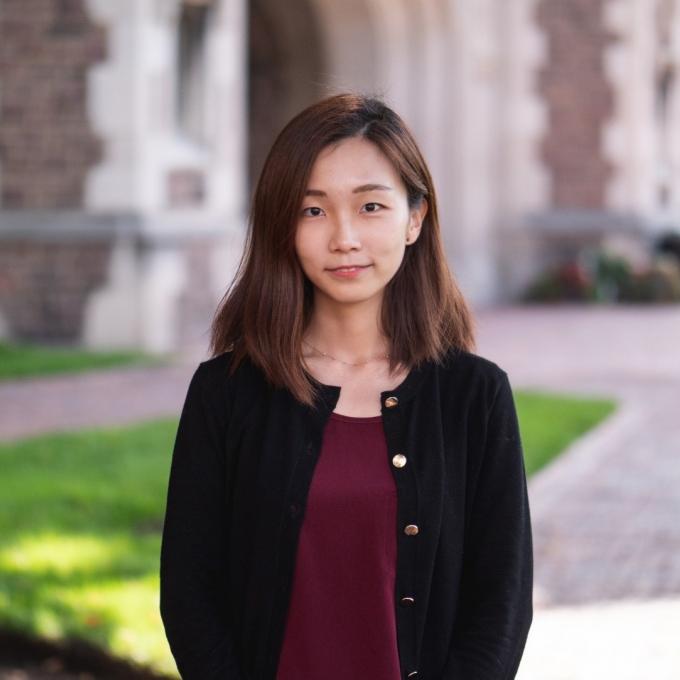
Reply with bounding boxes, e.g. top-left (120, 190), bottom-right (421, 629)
top-left (320, 287), bottom-right (383, 306)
